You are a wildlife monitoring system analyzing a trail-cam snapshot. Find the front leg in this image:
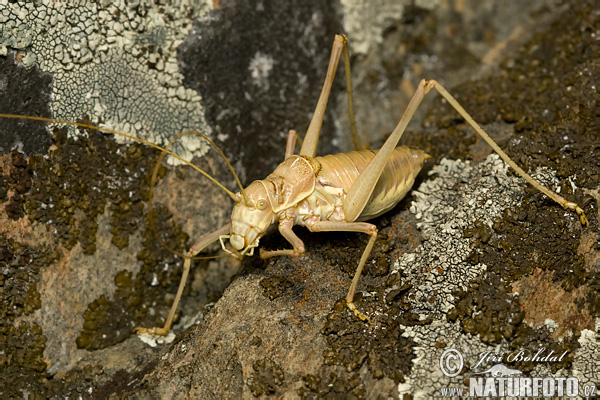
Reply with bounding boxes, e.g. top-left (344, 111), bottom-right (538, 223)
top-left (135, 223), bottom-right (231, 336)
top-left (260, 211), bottom-right (305, 259)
